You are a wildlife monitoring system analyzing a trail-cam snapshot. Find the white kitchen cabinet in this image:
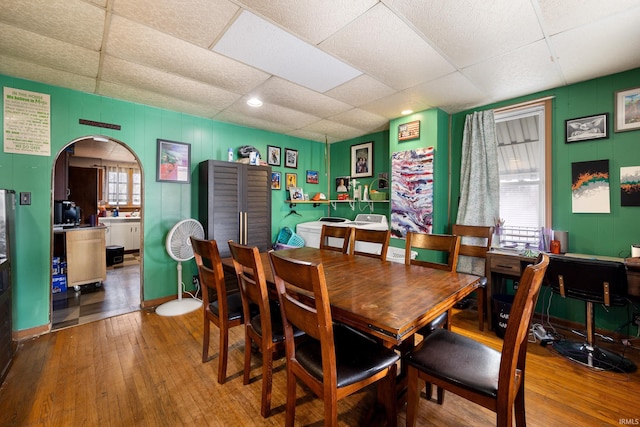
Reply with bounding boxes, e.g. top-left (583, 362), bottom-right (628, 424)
top-left (98, 218), bottom-right (140, 251)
